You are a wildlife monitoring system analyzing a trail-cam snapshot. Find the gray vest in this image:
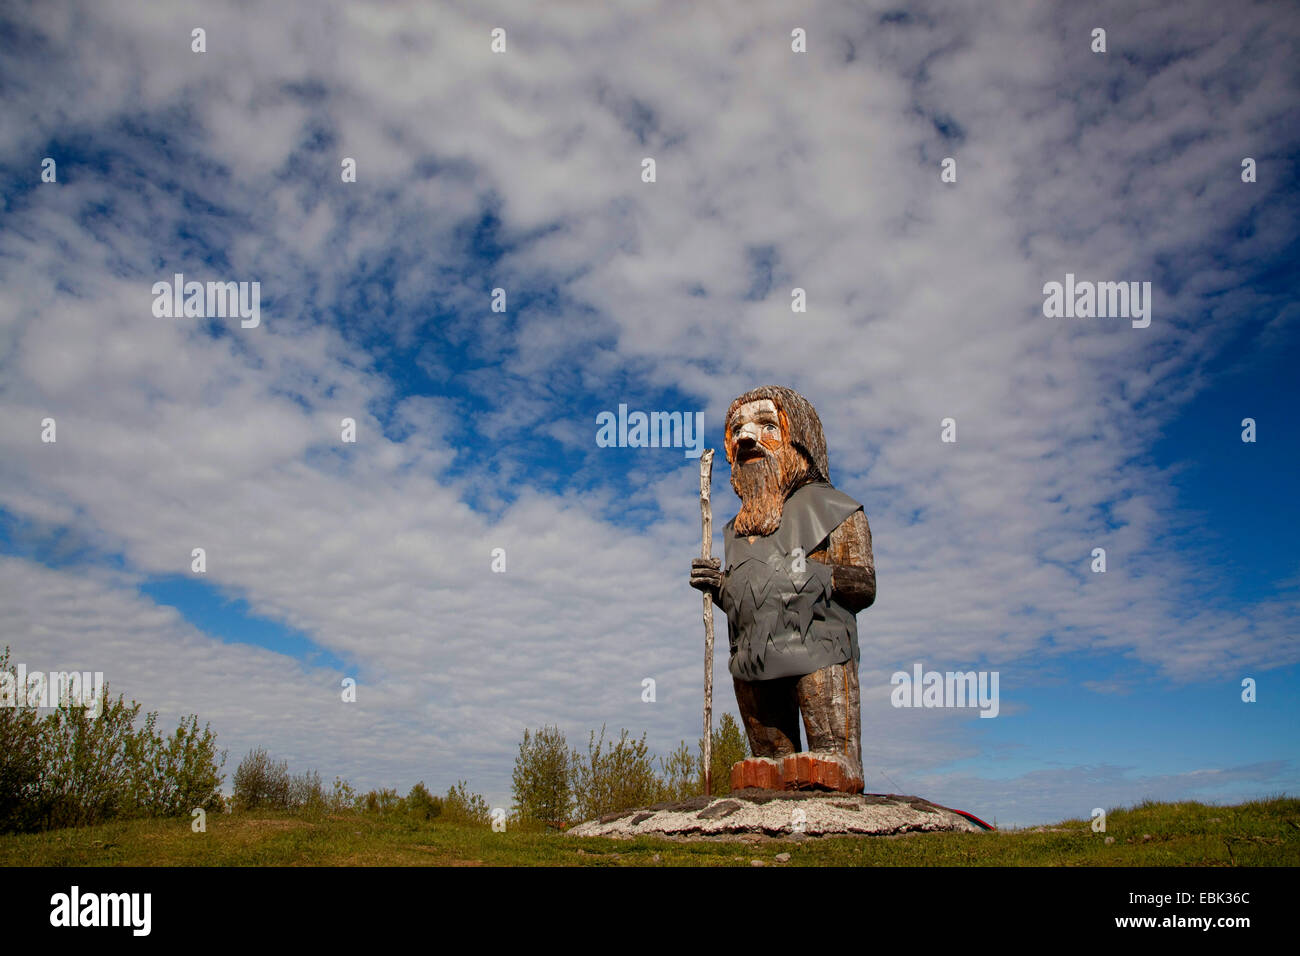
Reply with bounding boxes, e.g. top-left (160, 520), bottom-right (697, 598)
top-left (721, 482), bottom-right (864, 681)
